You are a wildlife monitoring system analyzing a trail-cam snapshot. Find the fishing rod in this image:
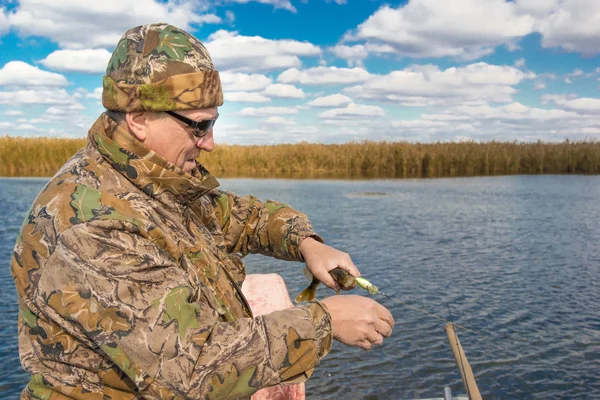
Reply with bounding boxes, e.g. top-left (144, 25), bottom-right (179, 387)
top-left (299, 268), bottom-right (599, 395)
top-left (353, 276), bottom-right (487, 338)
top-left (352, 275), bottom-right (600, 396)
